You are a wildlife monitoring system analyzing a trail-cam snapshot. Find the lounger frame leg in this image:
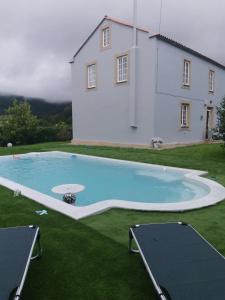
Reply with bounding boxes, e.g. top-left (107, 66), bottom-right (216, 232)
top-left (31, 230), bottom-right (42, 260)
top-left (129, 229), bottom-right (139, 254)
